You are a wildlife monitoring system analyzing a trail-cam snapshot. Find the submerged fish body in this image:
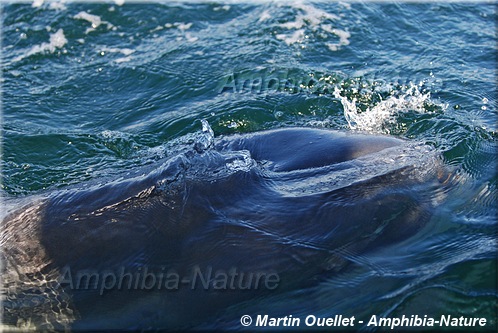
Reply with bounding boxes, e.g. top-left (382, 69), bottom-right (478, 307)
top-left (1, 126), bottom-right (447, 331)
